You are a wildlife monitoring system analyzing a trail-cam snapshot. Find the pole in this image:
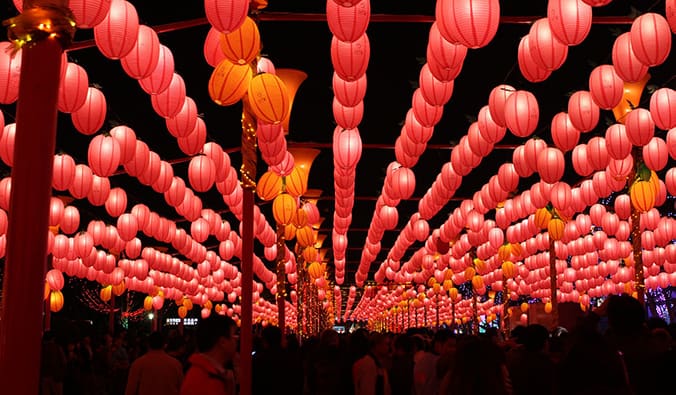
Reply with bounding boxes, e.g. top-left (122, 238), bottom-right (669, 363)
top-left (629, 148), bottom-right (646, 306)
top-left (0, 3), bottom-right (72, 393)
top-left (276, 226), bottom-right (286, 334)
top-left (549, 239), bottom-right (559, 328)
top-left (502, 273), bottom-right (510, 338)
top-left (239, 111), bottom-right (257, 395)
top-left (109, 295), bottom-right (115, 335)
top-left (436, 295), bottom-right (440, 330)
